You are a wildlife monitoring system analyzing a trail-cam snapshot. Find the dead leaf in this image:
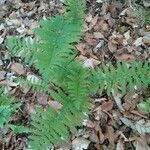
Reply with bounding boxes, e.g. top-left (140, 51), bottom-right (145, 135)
top-left (134, 37), bottom-right (143, 47)
top-left (72, 137), bottom-right (91, 150)
top-left (106, 126), bottom-right (115, 145)
top-left (116, 138), bottom-right (125, 150)
top-left (89, 15), bottom-right (99, 29)
top-left (0, 71), bottom-right (6, 81)
top-left (108, 34), bottom-right (123, 53)
top-left (84, 32), bottom-right (96, 46)
top-left (37, 93), bottom-right (48, 106)
top-left (75, 43), bottom-right (86, 55)
top-left (101, 100), bottom-right (114, 111)
top-left (115, 53), bottom-right (135, 62)
top-left (143, 34), bottom-right (150, 45)
top-left (11, 63), bottom-right (25, 75)
top-left (135, 136), bottom-right (150, 150)
top-left (108, 40), bottom-right (117, 53)
top-left (94, 32), bottom-right (105, 39)
top-left (78, 55), bottom-right (100, 68)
